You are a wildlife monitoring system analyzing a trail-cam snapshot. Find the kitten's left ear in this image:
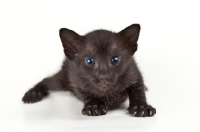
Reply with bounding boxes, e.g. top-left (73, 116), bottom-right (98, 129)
top-left (118, 24), bottom-right (140, 55)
